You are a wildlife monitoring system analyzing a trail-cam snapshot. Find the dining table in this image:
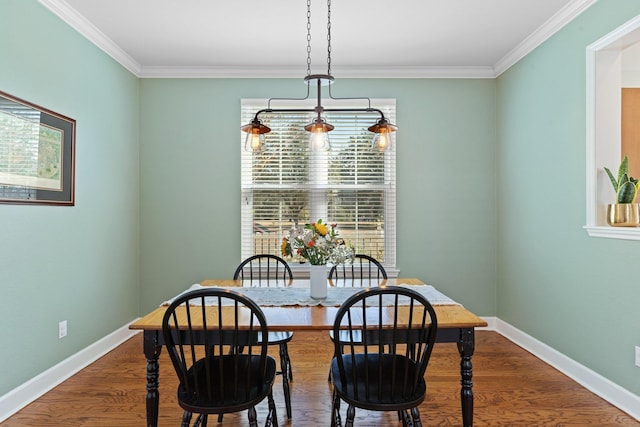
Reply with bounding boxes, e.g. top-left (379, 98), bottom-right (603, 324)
top-left (129, 277), bottom-right (487, 427)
